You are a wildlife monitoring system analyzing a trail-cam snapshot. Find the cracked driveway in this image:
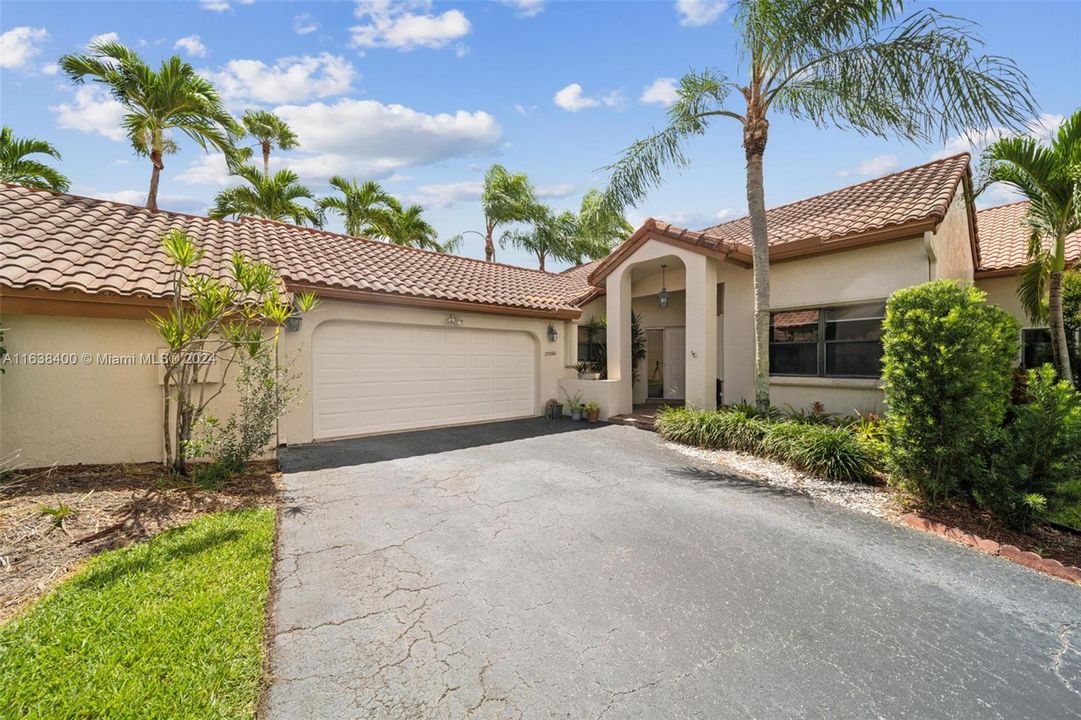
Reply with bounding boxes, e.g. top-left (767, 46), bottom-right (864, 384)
top-left (266, 420), bottom-right (1081, 719)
